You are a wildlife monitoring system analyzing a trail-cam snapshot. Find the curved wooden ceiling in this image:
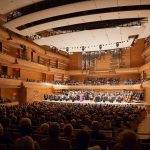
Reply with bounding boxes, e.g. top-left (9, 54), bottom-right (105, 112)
top-left (0, 0), bottom-right (150, 52)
